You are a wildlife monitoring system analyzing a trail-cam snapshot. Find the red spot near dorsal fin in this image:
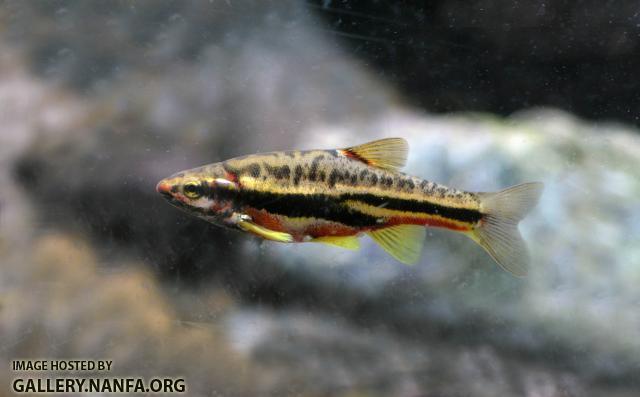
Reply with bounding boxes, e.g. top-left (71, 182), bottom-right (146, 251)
top-left (340, 138), bottom-right (408, 171)
top-left (341, 149), bottom-right (372, 165)
top-left (225, 171), bottom-right (238, 182)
